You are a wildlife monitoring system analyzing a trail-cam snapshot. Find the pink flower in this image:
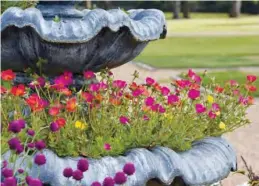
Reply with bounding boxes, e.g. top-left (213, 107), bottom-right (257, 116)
top-left (146, 77), bottom-right (155, 86)
top-left (212, 103), bottom-right (220, 111)
top-left (239, 96), bottom-right (248, 105)
top-left (233, 89), bottom-right (240, 96)
top-left (160, 86), bottom-right (170, 96)
top-left (119, 116), bottom-right (129, 125)
top-left (48, 107), bottom-right (60, 116)
top-left (132, 89), bottom-right (143, 97)
top-left (208, 110), bottom-right (216, 119)
top-left (89, 83), bottom-right (100, 92)
top-left (167, 94), bottom-right (179, 105)
top-left (188, 69), bottom-right (196, 78)
top-left (188, 89), bottom-right (200, 100)
top-left (151, 104), bottom-right (159, 112)
top-left (104, 143), bottom-right (111, 151)
top-left (247, 75), bottom-right (257, 83)
top-left (192, 75), bottom-right (201, 83)
top-left (84, 71), bottom-right (96, 79)
top-left (175, 79), bottom-right (191, 89)
top-left (113, 80), bottom-right (127, 89)
top-left (158, 105), bottom-right (166, 113)
top-left (229, 80), bottom-right (238, 87)
top-left (145, 97), bottom-right (155, 106)
top-left (195, 104), bottom-right (206, 114)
